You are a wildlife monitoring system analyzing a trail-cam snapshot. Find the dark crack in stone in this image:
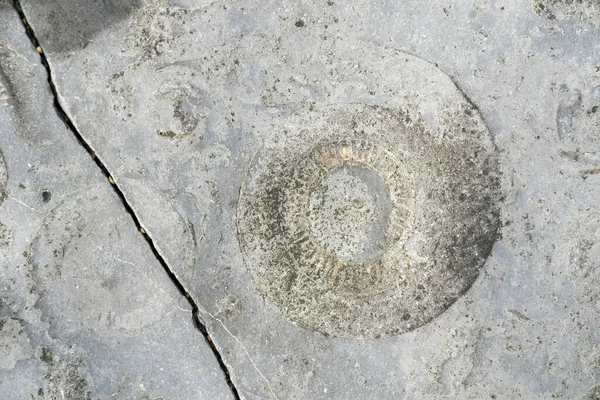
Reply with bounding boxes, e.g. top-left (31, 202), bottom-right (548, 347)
top-left (237, 103), bottom-right (501, 339)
